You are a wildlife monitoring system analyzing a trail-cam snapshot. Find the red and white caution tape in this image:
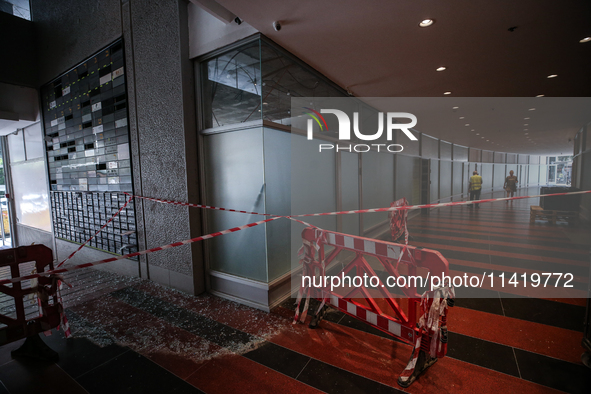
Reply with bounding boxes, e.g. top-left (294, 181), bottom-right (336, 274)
top-left (0, 216), bottom-right (281, 286)
top-left (290, 189), bottom-right (591, 217)
top-left (123, 192), bottom-right (277, 217)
